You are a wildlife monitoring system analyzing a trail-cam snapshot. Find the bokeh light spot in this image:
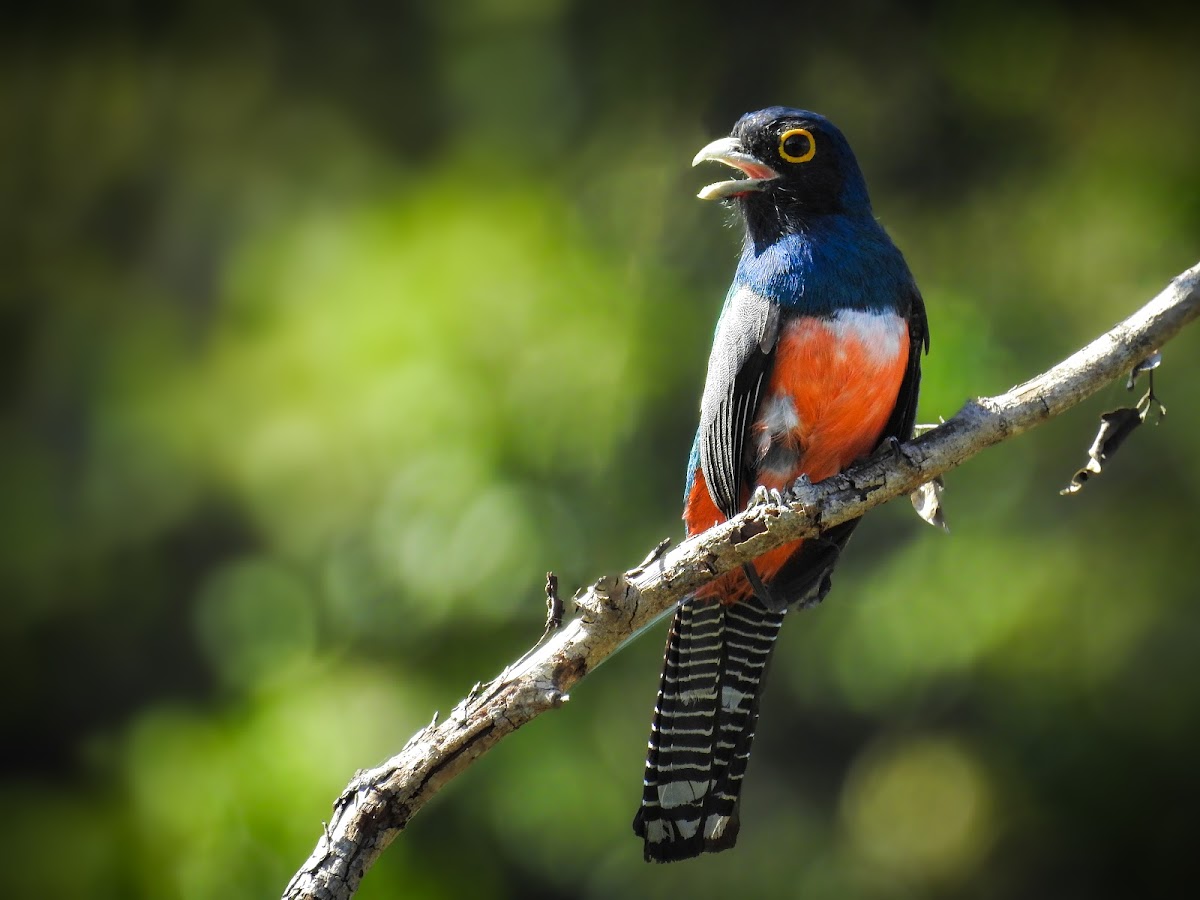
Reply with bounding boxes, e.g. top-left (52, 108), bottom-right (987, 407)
top-left (841, 734), bottom-right (996, 882)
